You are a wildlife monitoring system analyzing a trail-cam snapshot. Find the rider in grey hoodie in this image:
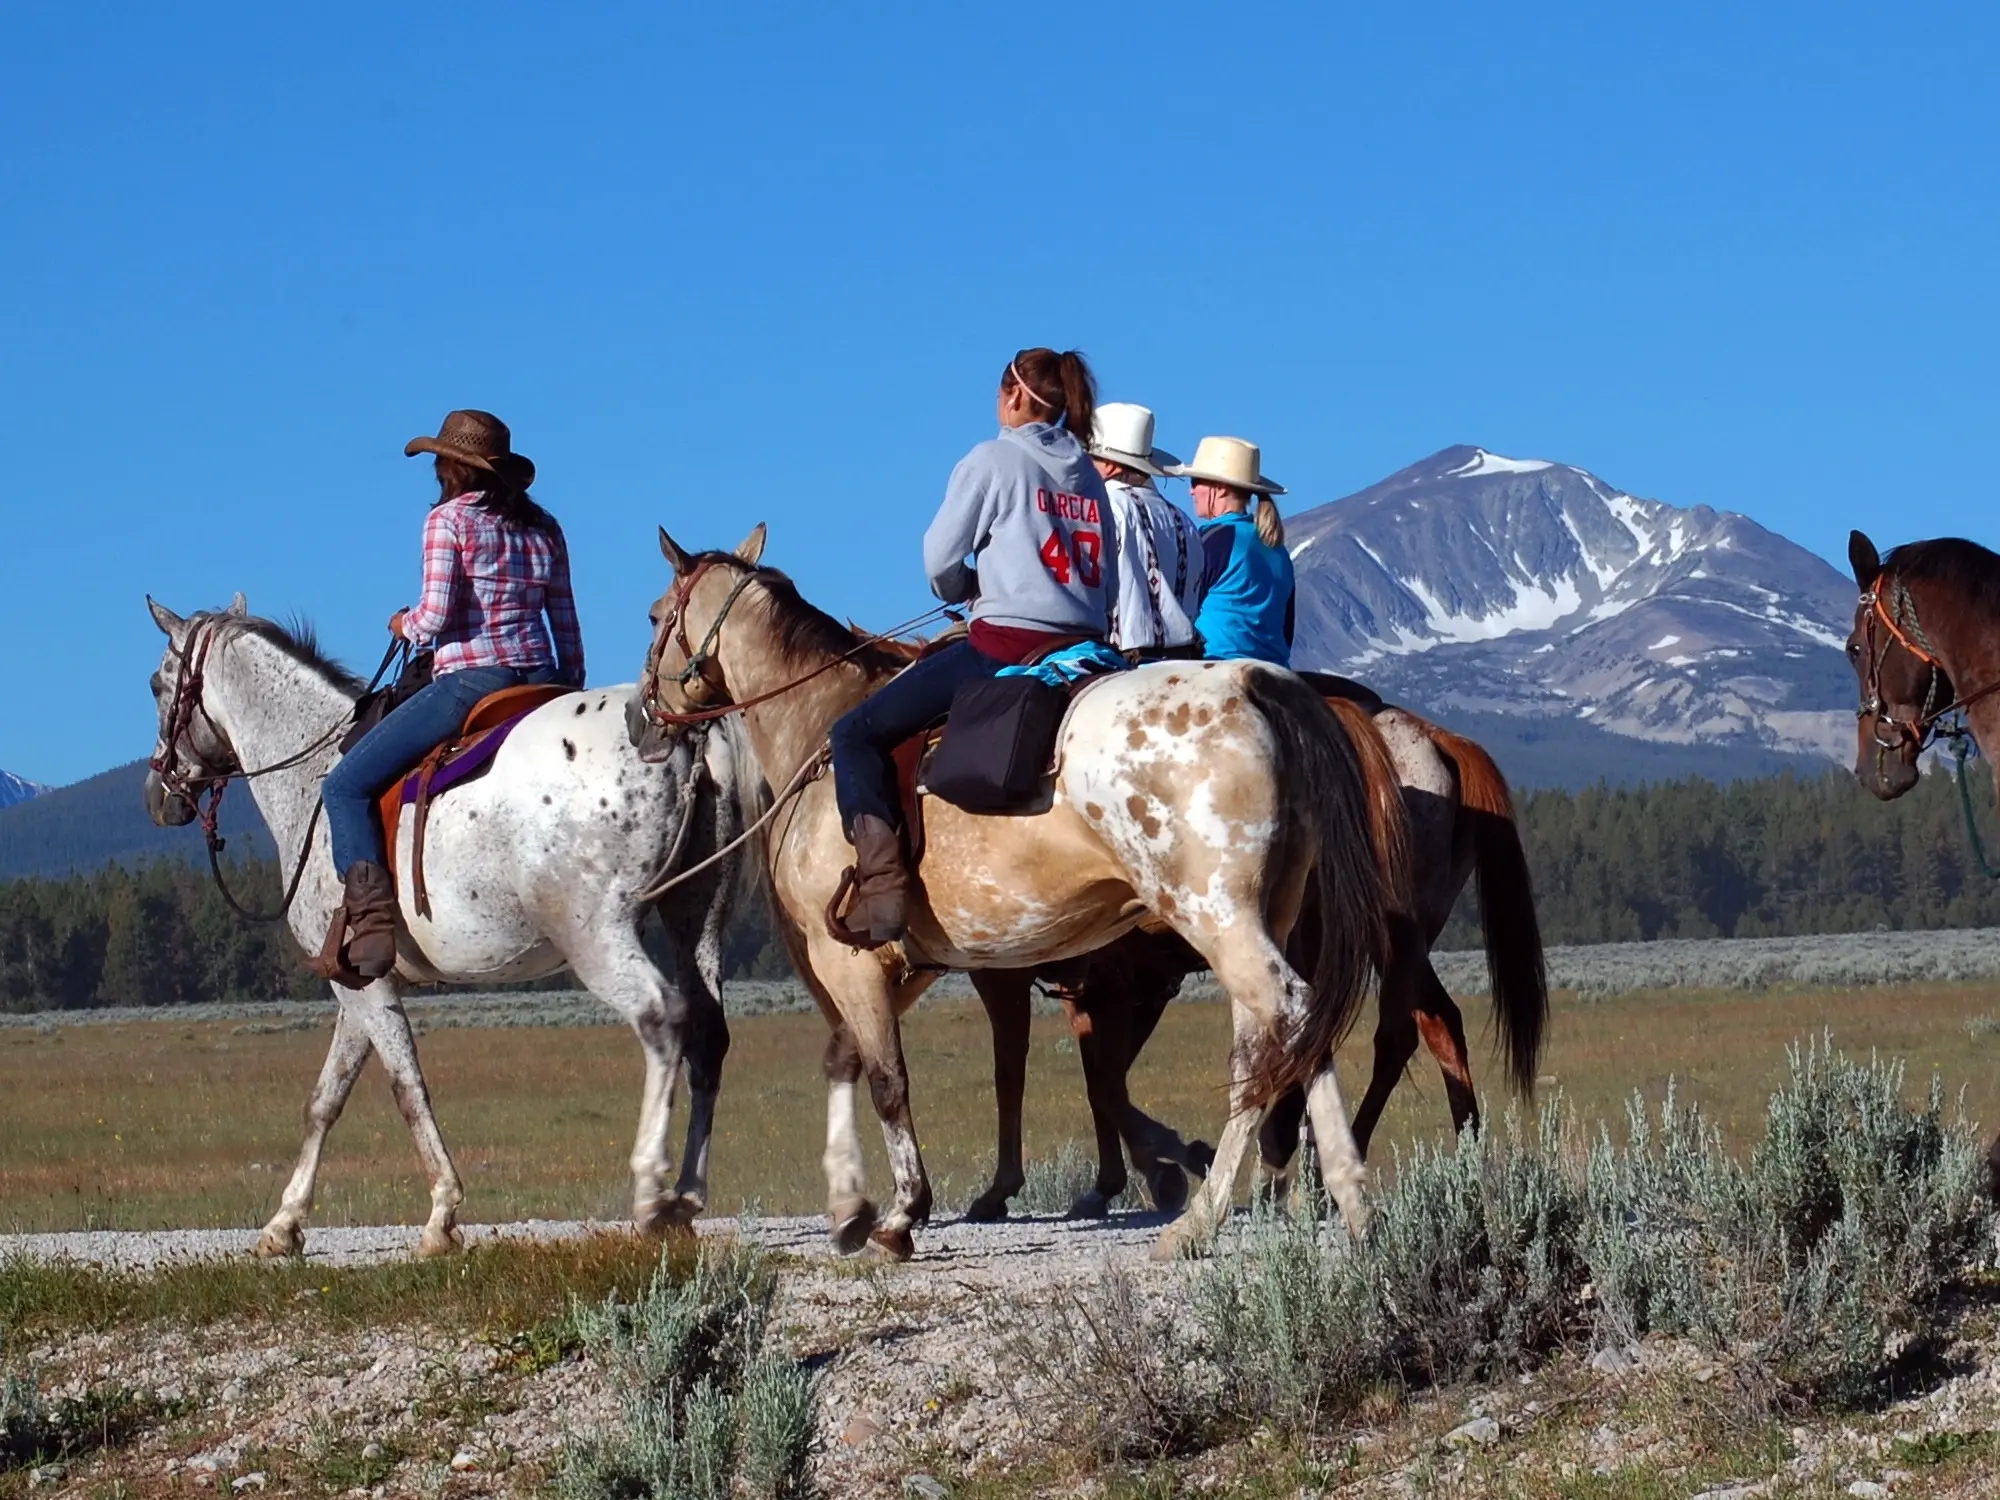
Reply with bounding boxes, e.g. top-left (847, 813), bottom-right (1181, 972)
top-left (830, 348), bottom-right (1111, 947)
